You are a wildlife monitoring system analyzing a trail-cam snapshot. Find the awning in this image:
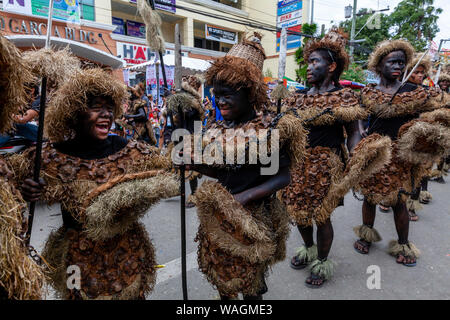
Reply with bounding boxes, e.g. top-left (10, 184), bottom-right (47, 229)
top-left (125, 55), bottom-right (211, 73)
top-left (6, 35), bottom-right (125, 69)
